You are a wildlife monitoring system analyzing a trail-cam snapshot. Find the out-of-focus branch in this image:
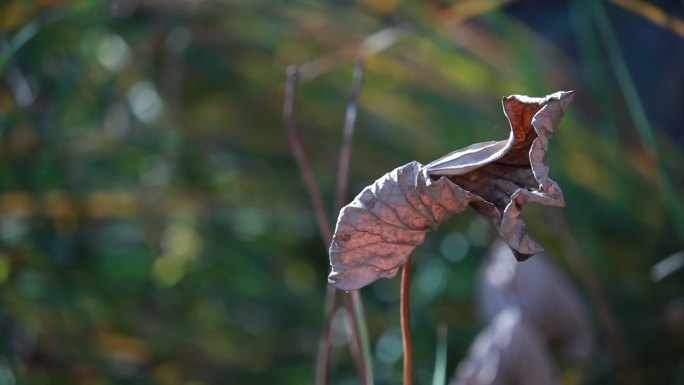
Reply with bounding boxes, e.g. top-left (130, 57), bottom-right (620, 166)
top-left (315, 285), bottom-right (338, 385)
top-left (283, 63), bottom-right (372, 385)
top-left (349, 290), bottom-right (373, 385)
top-left (284, 67), bottom-right (338, 385)
top-left (431, 0), bottom-right (517, 26)
top-left (335, 58), bottom-right (365, 218)
top-left (283, 67), bottom-right (333, 245)
top-left (342, 292), bottom-right (367, 383)
top-left (334, 58), bottom-right (374, 385)
top-left (298, 27), bottom-right (406, 83)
